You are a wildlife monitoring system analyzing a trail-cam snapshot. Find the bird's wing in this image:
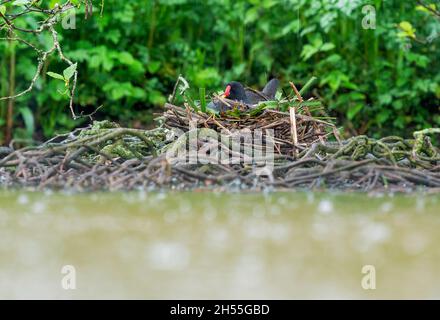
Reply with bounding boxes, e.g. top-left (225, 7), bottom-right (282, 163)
top-left (262, 78), bottom-right (280, 99)
top-left (245, 88), bottom-right (270, 104)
